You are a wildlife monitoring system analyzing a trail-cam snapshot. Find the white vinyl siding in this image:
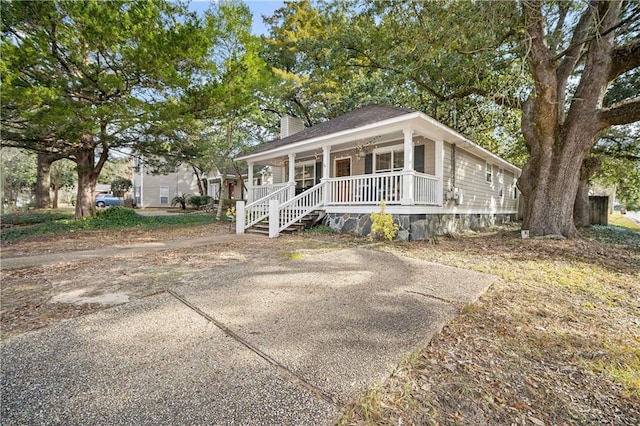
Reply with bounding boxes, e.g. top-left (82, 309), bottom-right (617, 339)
top-left (421, 138), bottom-right (436, 175)
top-left (443, 142), bottom-right (518, 212)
